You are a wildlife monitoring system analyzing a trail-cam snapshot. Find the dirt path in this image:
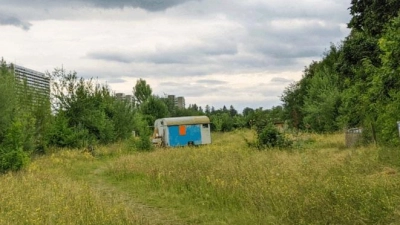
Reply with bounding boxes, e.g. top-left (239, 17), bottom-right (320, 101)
top-left (83, 165), bottom-right (184, 225)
